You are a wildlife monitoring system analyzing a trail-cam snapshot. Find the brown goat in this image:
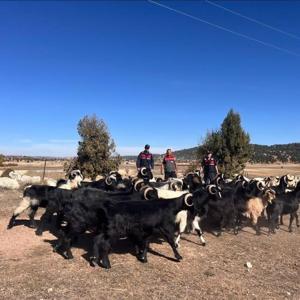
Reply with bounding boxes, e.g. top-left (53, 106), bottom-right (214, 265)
top-left (242, 189), bottom-right (276, 235)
